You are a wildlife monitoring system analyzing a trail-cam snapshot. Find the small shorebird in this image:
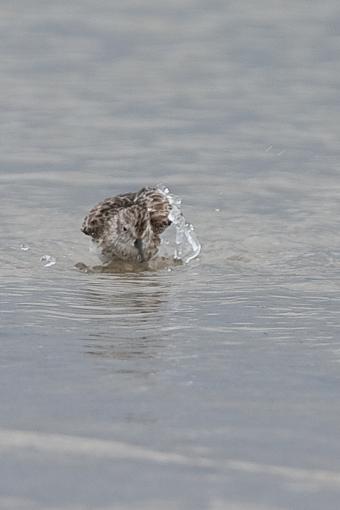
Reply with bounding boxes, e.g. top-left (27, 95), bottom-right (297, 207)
top-left (81, 186), bottom-right (172, 265)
